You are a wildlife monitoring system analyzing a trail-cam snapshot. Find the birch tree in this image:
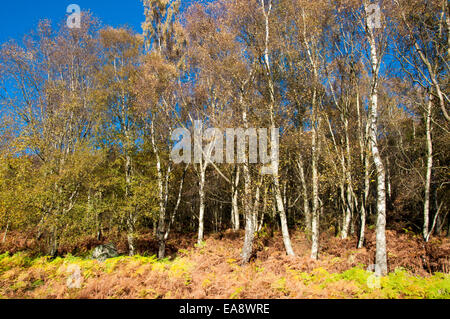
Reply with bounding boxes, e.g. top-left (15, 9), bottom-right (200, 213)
top-left (363, 0), bottom-right (388, 275)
